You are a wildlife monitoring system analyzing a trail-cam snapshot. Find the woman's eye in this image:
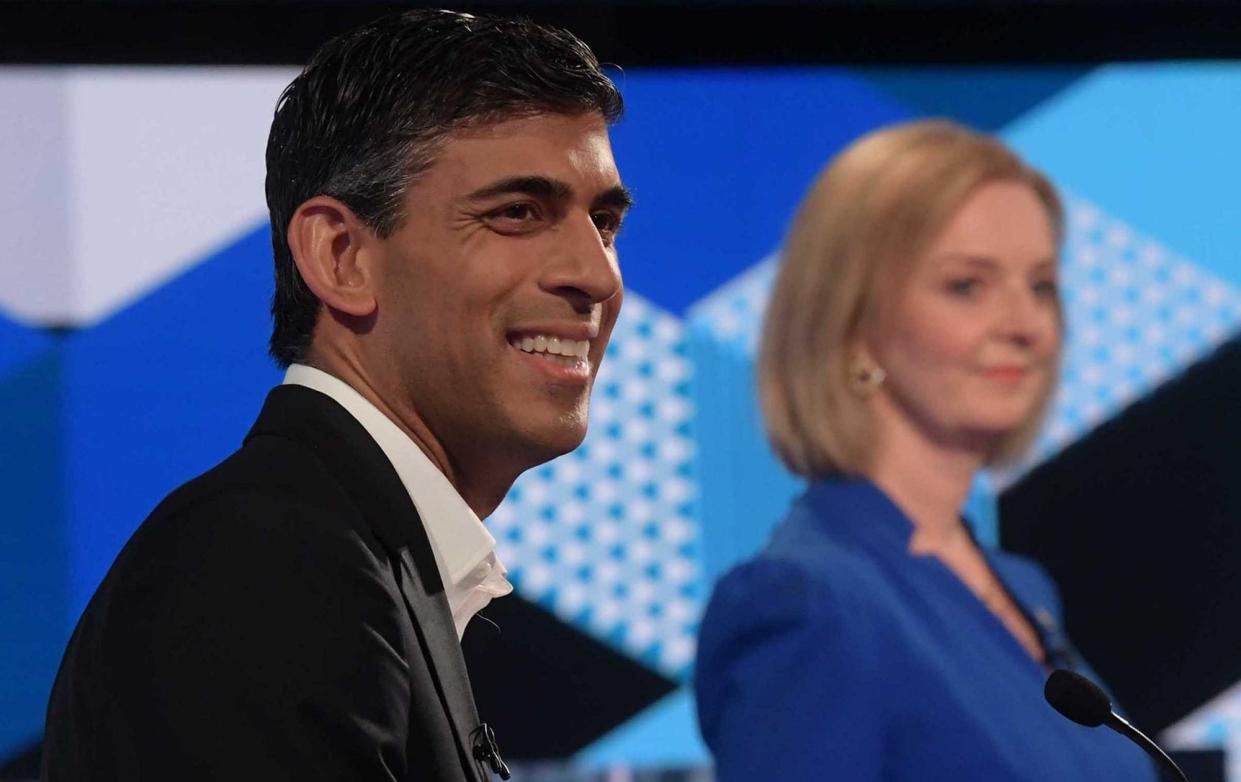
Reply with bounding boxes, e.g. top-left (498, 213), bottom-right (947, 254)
top-left (1033, 279), bottom-right (1059, 299)
top-left (946, 278), bottom-right (981, 297)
